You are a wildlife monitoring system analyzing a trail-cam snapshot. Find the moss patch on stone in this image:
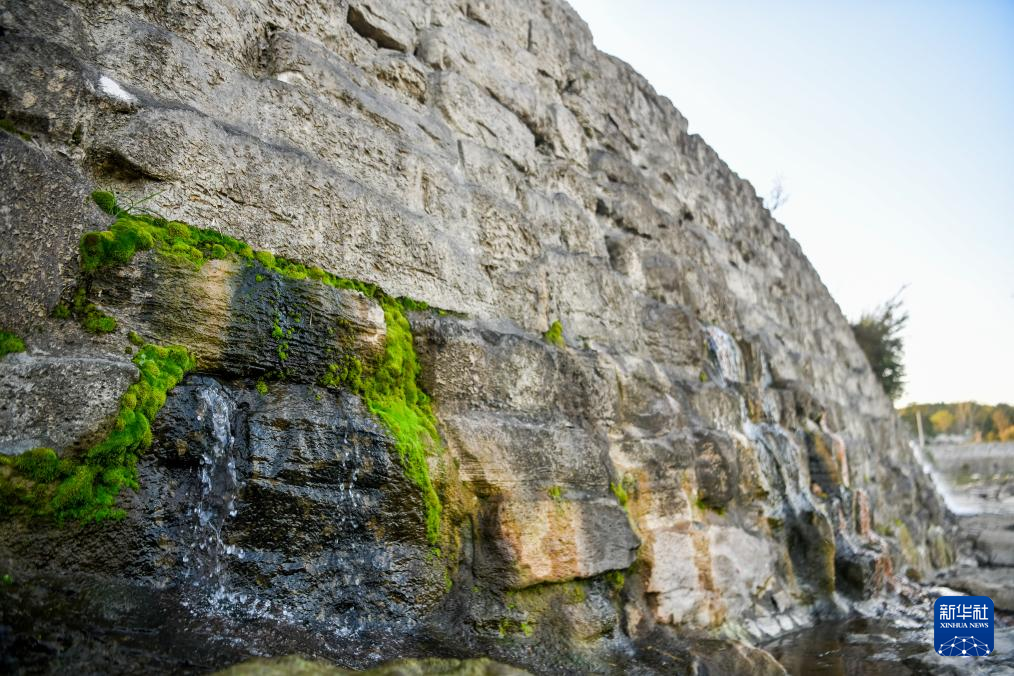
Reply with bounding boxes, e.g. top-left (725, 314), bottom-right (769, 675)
top-left (79, 208), bottom-right (253, 275)
top-left (52, 287), bottom-right (117, 334)
top-left (0, 330), bottom-right (25, 358)
top-left (610, 480), bottom-right (628, 508)
top-left (543, 320), bottom-right (564, 347)
top-left (1, 343), bottom-right (194, 522)
top-left (69, 192), bottom-right (446, 542)
top-left (356, 296), bottom-right (443, 543)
